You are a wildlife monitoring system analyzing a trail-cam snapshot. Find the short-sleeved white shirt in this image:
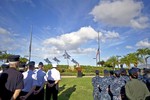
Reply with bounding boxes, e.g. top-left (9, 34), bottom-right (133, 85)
top-left (34, 69), bottom-right (47, 86)
top-left (22, 70), bottom-right (37, 92)
top-left (0, 70), bottom-right (2, 74)
top-left (46, 68), bottom-right (61, 81)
